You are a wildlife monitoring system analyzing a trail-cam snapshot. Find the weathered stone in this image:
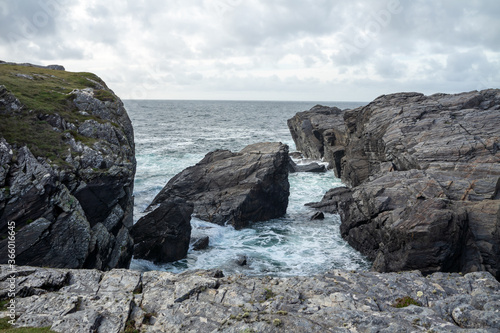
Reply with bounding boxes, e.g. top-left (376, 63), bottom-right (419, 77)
top-left (0, 63), bottom-right (136, 270)
top-left (131, 198), bottom-right (193, 263)
top-left (288, 158), bottom-right (327, 173)
top-left (149, 142), bottom-right (290, 229)
top-left (191, 236), bottom-right (210, 251)
top-left (3, 265), bottom-right (500, 332)
top-left (296, 90), bottom-right (500, 278)
top-left (288, 105), bottom-right (347, 176)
